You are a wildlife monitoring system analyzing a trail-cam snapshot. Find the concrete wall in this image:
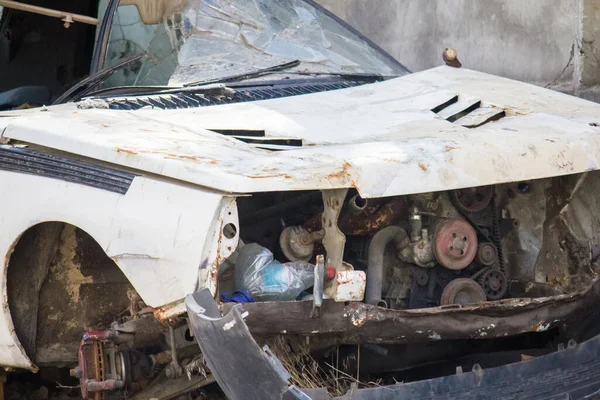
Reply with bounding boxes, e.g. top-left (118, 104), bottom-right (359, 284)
top-left (317, 0), bottom-right (600, 101)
